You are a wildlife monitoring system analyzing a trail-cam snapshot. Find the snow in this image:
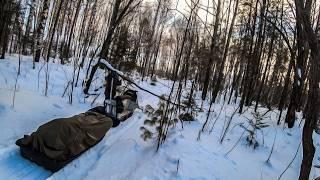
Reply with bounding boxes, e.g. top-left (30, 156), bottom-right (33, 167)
top-left (100, 59), bottom-right (124, 76)
top-left (297, 68), bottom-right (302, 78)
top-left (0, 55), bottom-right (319, 180)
